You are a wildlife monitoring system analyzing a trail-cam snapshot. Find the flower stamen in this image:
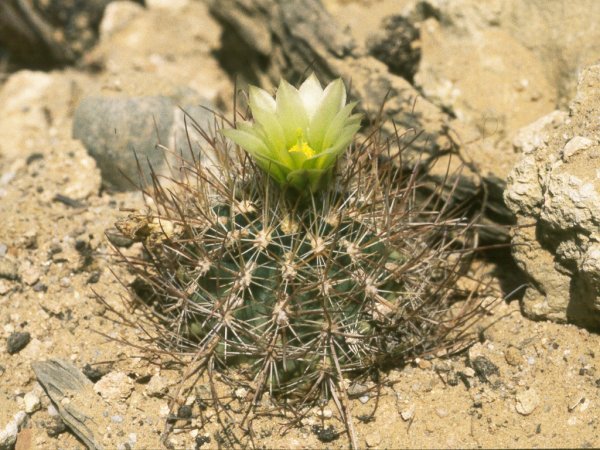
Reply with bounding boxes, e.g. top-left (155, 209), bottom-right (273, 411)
top-left (288, 129), bottom-right (315, 159)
